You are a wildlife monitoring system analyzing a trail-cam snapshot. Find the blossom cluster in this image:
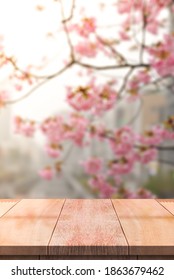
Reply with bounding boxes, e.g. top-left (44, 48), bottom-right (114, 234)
top-left (2, 0), bottom-right (174, 199)
top-left (13, 112), bottom-right (174, 198)
top-left (66, 80), bottom-right (117, 114)
top-left (148, 34), bottom-right (174, 77)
